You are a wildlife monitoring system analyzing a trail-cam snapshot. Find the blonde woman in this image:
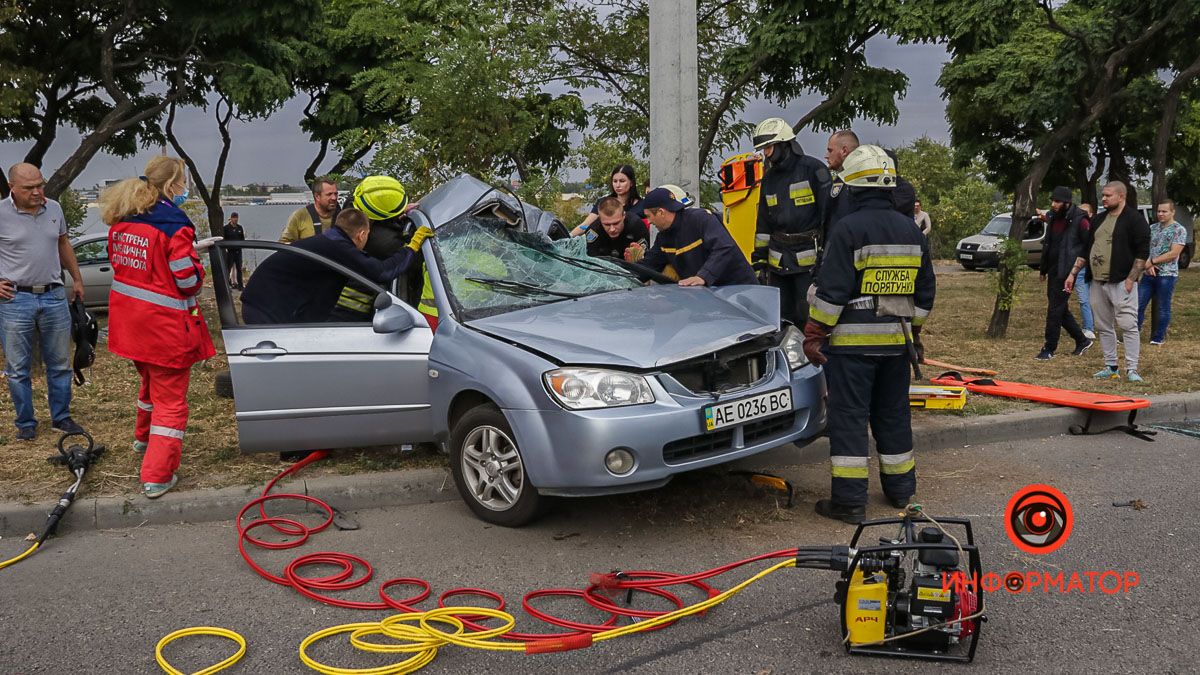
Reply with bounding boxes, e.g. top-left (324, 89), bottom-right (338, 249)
top-left (99, 156), bottom-right (217, 498)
